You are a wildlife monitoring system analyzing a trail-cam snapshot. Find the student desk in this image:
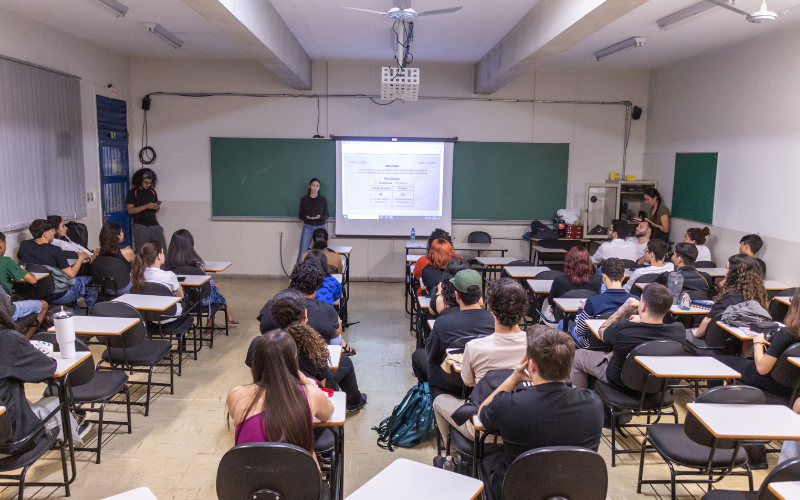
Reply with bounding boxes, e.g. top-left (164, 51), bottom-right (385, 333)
top-left (716, 321), bottom-right (785, 356)
top-left (528, 238), bottom-right (591, 262)
top-left (344, 458), bottom-right (484, 500)
top-left (407, 254), bottom-right (423, 263)
top-left (686, 403), bottom-right (800, 441)
top-left (526, 279), bottom-right (553, 294)
top-left (113, 294), bottom-right (180, 311)
top-left (552, 298), bottom-right (586, 332)
top-left (328, 246), bottom-right (352, 305)
top-left (530, 246), bottom-right (567, 266)
top-left (176, 275), bottom-right (211, 287)
top-left (635, 356), bottom-right (741, 381)
top-left (475, 257), bottom-right (515, 292)
top-left (428, 319), bottom-right (435, 330)
top-left (452, 242), bottom-right (508, 257)
top-left (418, 296), bottom-right (431, 309)
top-left (703, 268), bottom-right (728, 278)
top-left (585, 319), bottom-right (606, 342)
top-left (332, 274), bottom-right (343, 283)
top-left (0, 405), bottom-right (4, 416)
top-left (201, 261), bottom-right (232, 273)
top-left (314, 391), bottom-right (346, 500)
top-left (669, 305), bottom-right (710, 315)
top-left (328, 345), bottom-right (342, 369)
top-left (31, 272), bottom-right (50, 281)
top-left (769, 481), bottom-right (800, 500)
top-left (504, 266), bottom-right (551, 279)
top-left (789, 357), bottom-right (800, 368)
top-left (765, 281), bottom-right (793, 291)
top-left (48, 316), bottom-right (140, 337)
top-left (776, 296), bottom-right (793, 306)
top-left (405, 241), bottom-right (427, 257)
top-left (101, 487), bottom-right (158, 500)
